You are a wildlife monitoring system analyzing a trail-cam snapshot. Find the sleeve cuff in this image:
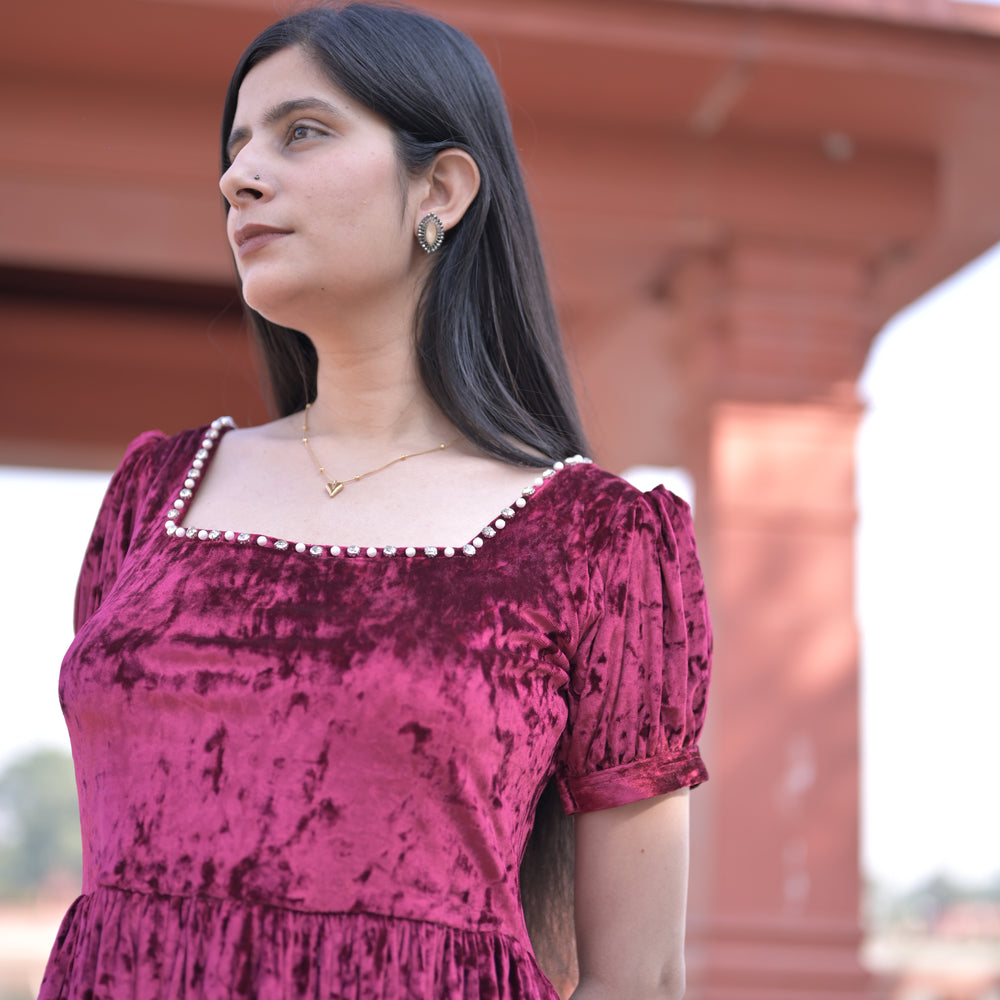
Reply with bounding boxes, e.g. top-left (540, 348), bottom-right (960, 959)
top-left (557, 746), bottom-right (708, 814)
